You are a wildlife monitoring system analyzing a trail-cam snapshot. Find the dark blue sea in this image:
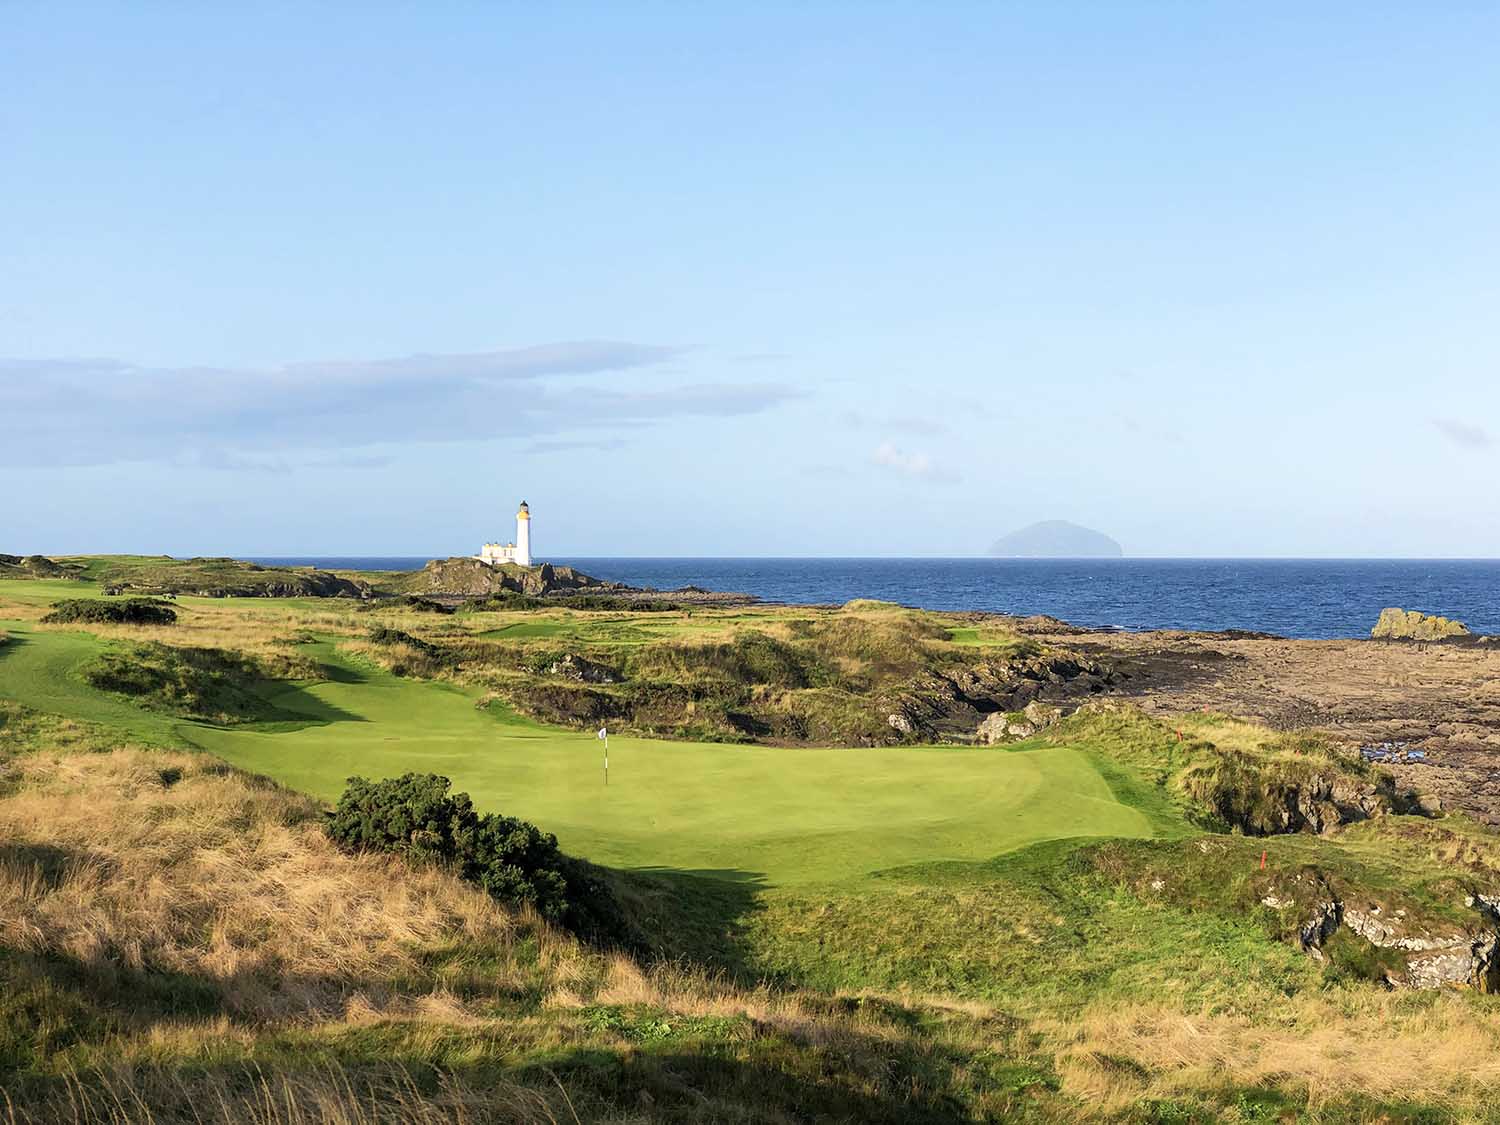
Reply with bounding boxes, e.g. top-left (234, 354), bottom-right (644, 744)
top-left (248, 557), bottom-right (1500, 641)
